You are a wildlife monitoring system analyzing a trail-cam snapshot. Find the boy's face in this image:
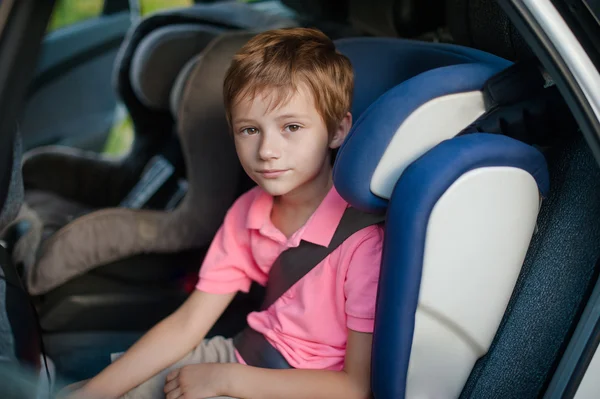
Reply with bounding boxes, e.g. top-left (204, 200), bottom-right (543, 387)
top-left (231, 84), bottom-right (350, 198)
